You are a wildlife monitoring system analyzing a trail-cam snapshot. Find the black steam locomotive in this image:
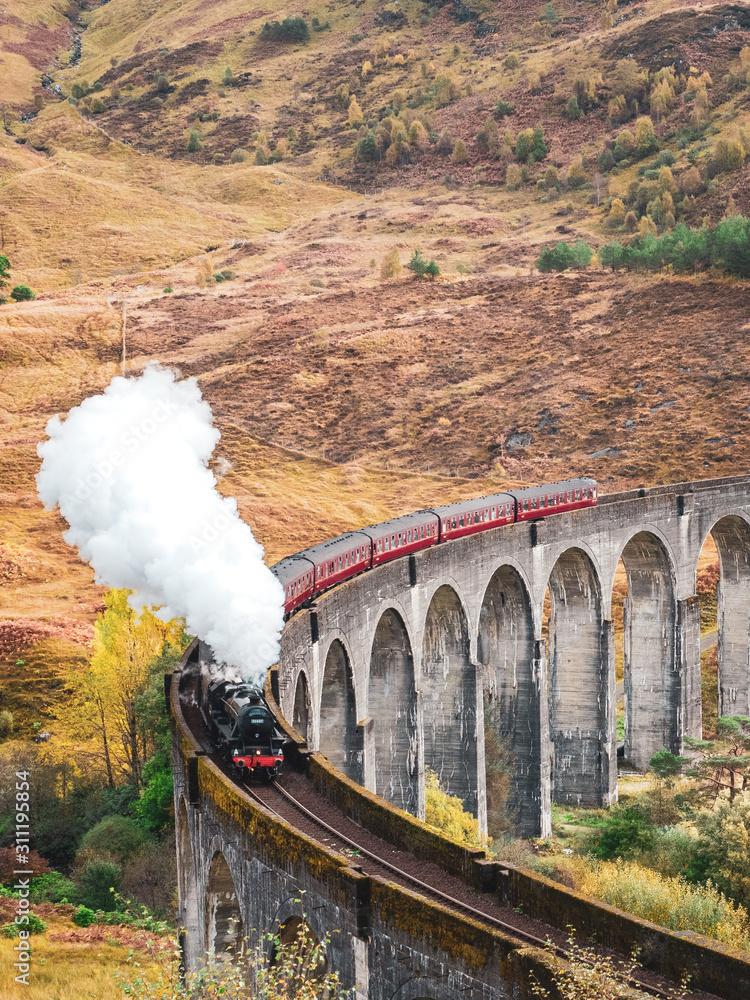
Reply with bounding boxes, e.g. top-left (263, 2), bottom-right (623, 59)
top-left (201, 676), bottom-right (285, 780)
